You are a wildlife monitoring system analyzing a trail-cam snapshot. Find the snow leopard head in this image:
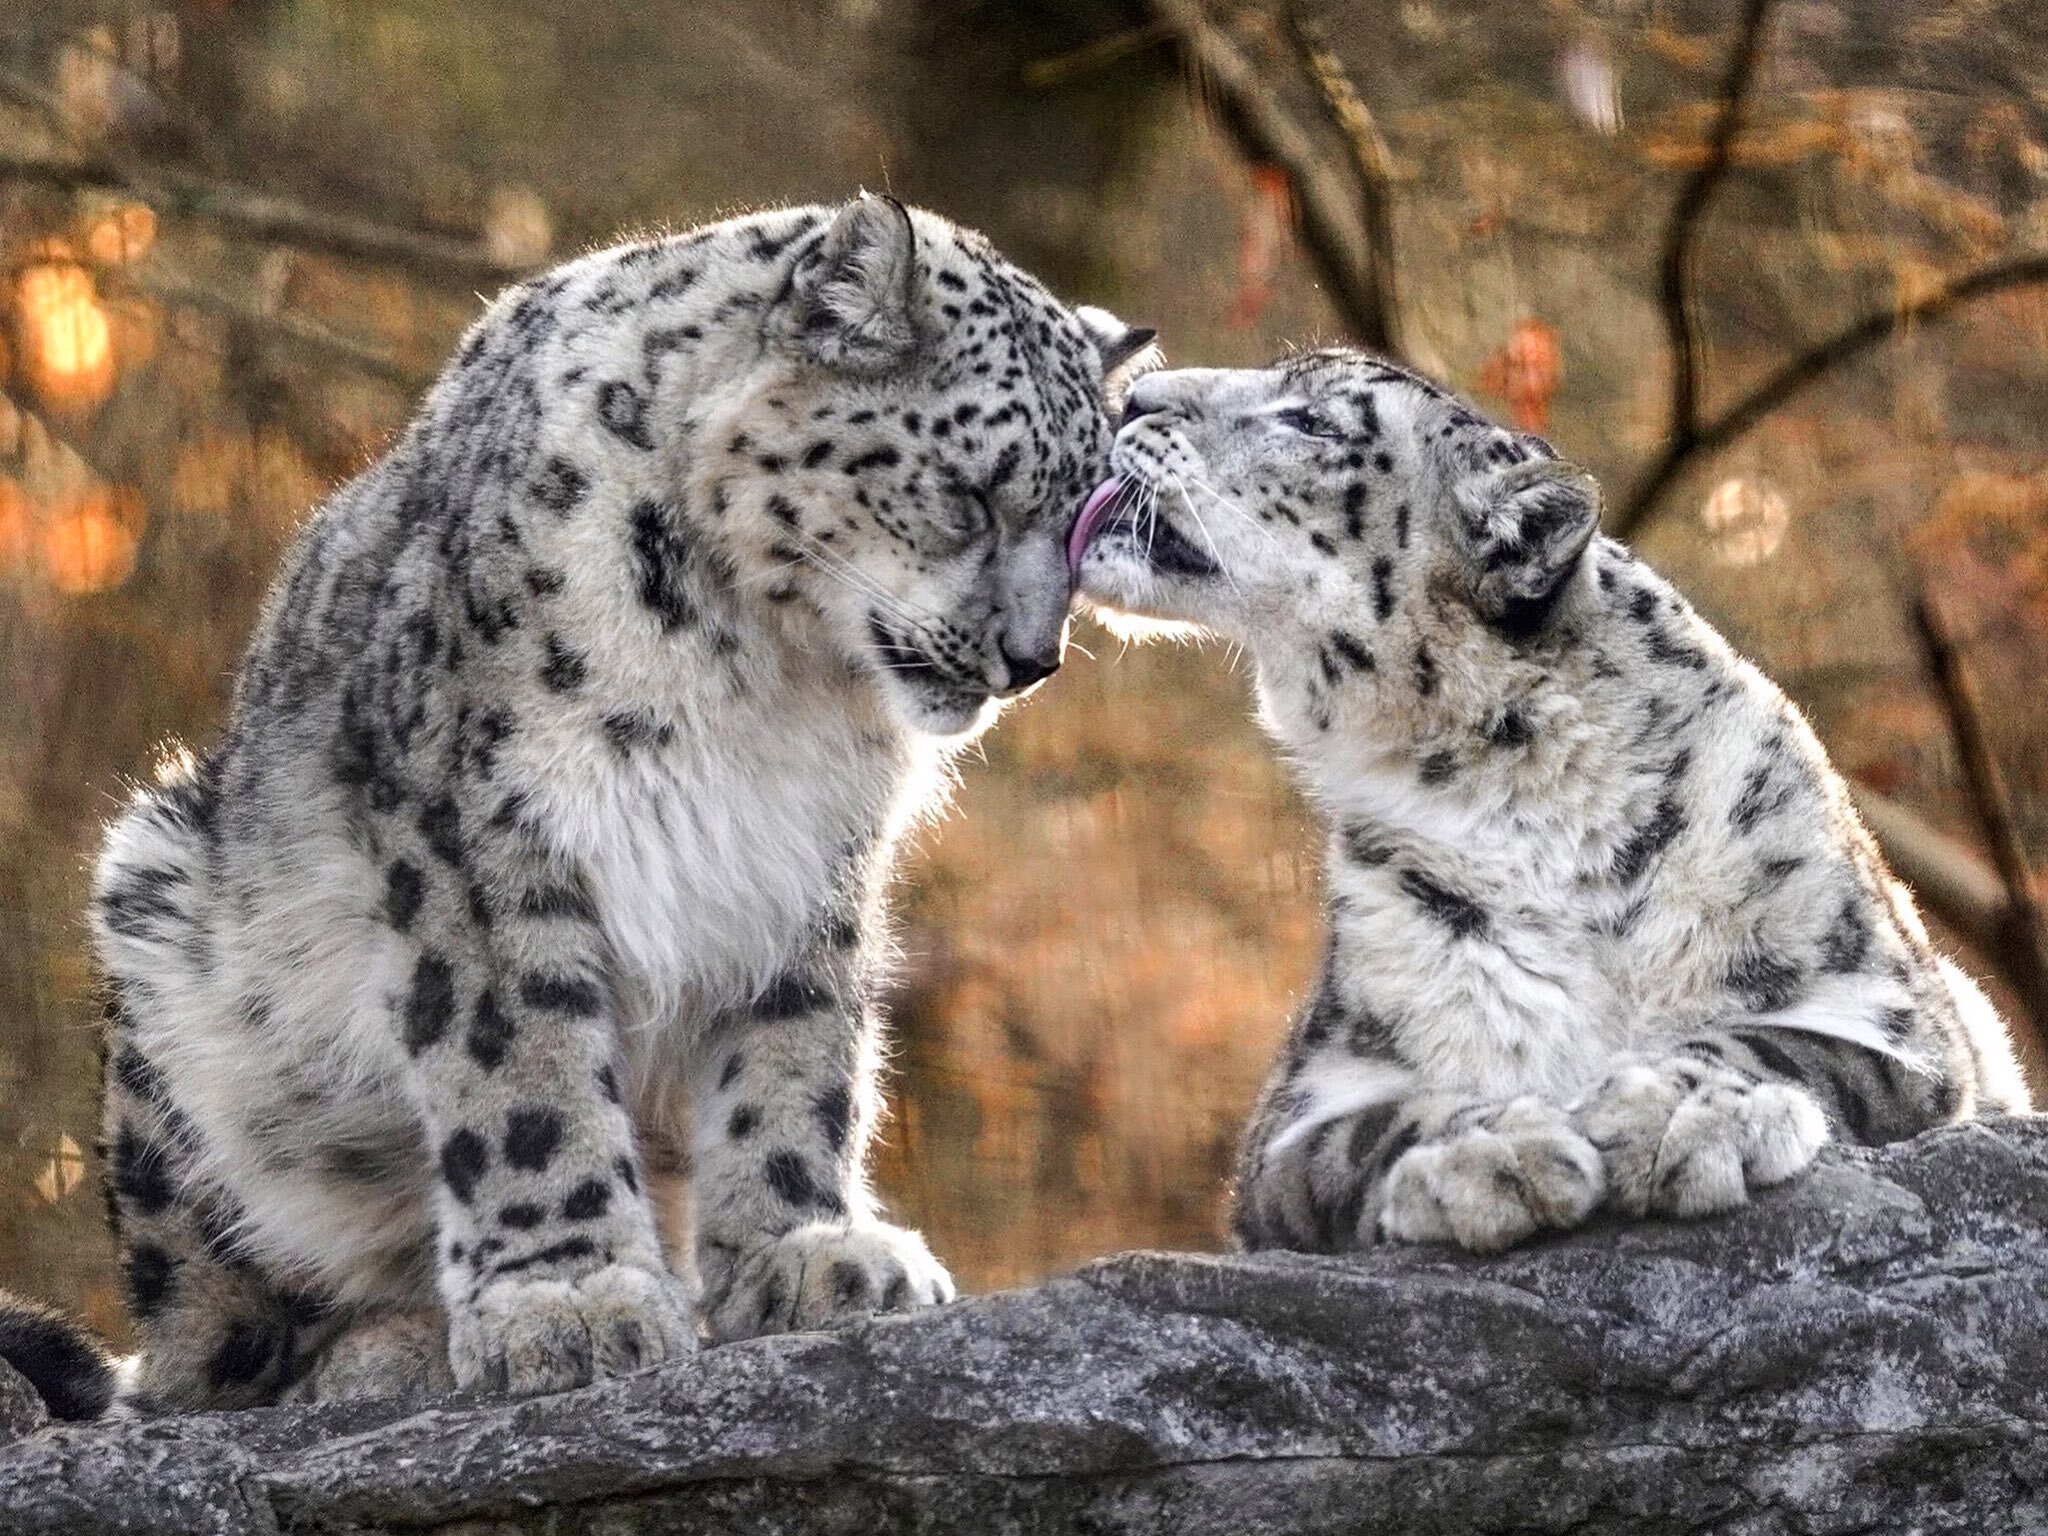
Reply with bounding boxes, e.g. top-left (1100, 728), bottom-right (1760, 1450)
top-left (718, 196), bottom-right (1156, 737)
top-left (1071, 350), bottom-right (1600, 707)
